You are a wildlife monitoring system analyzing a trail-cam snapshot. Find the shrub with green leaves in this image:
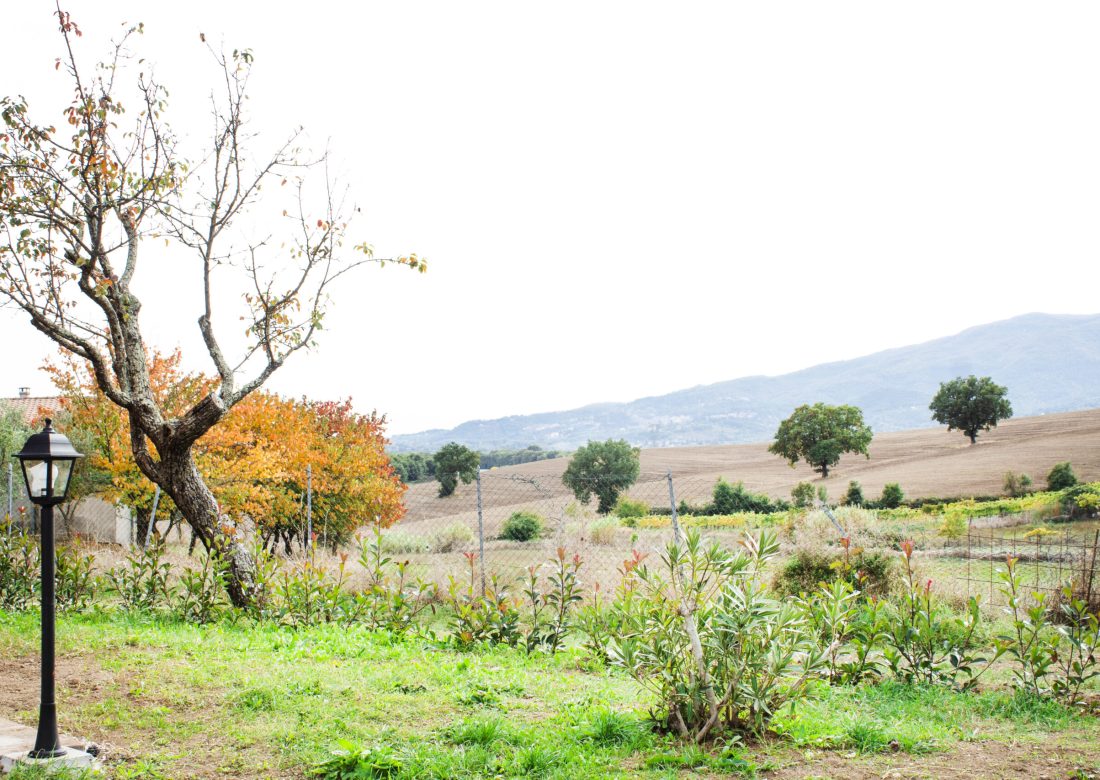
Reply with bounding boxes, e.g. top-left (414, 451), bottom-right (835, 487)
top-left (107, 538), bottom-right (172, 611)
top-left (800, 579), bottom-right (892, 684)
top-left (173, 547), bottom-right (229, 624)
top-left (613, 496), bottom-right (648, 524)
top-left (55, 544), bottom-right (98, 611)
top-left (521, 547), bottom-right (584, 653)
top-left (1047, 461), bottom-right (1078, 491)
top-left (843, 480), bottom-right (864, 507)
top-left (774, 547), bottom-right (893, 599)
top-left (276, 549), bottom-right (352, 626)
top-left (791, 481), bottom-right (816, 508)
top-left (1003, 471), bottom-right (1033, 497)
top-left (1061, 483), bottom-right (1100, 519)
top-left (0, 524), bottom-right (40, 611)
top-left (878, 482), bottom-right (904, 509)
top-left (500, 511), bottom-right (543, 542)
top-left (883, 540), bottom-right (999, 688)
top-left (356, 527), bottom-right (436, 634)
top-left (445, 553), bottom-right (521, 647)
top-left (610, 527), bottom-right (826, 741)
top-left (996, 557), bottom-right (1100, 704)
top-left (712, 478), bottom-right (778, 514)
